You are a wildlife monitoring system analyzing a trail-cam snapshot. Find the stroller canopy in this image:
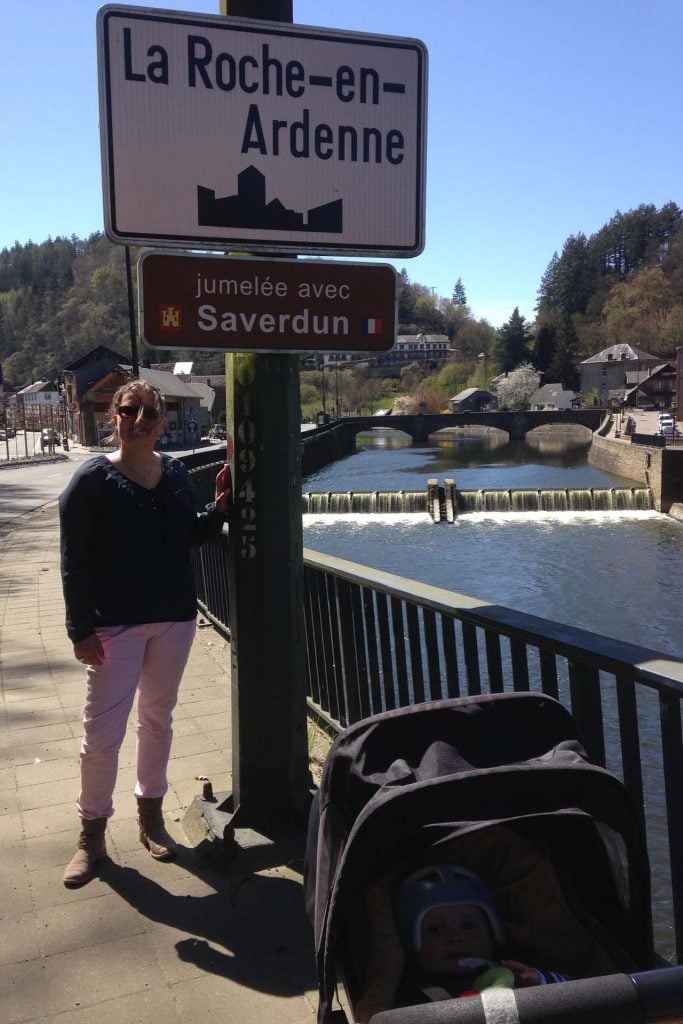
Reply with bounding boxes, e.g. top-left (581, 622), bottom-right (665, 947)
top-left (305, 692), bottom-right (652, 1024)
